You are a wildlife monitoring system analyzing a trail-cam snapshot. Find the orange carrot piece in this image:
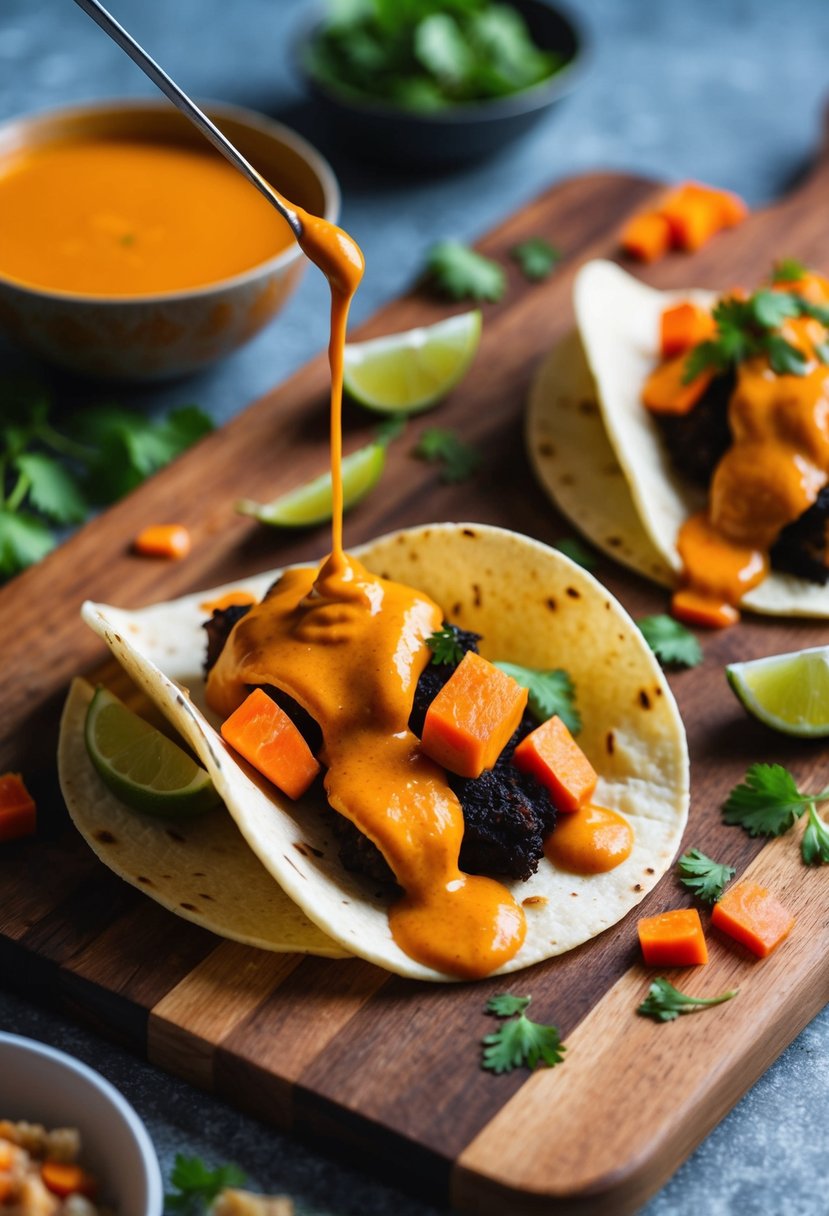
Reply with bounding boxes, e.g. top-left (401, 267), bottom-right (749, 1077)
top-left (420, 651), bottom-right (528, 780)
top-left (638, 907), bottom-right (708, 967)
top-left (221, 688), bottom-right (320, 800)
top-left (620, 211), bottom-right (671, 262)
top-left (133, 523), bottom-right (191, 559)
top-left (642, 354), bottom-right (713, 415)
top-left (41, 1161), bottom-right (98, 1199)
top-left (711, 880), bottom-right (795, 958)
top-left (660, 182), bottom-right (747, 250)
top-left (0, 773), bottom-right (36, 843)
top-left (671, 588), bottom-right (739, 630)
top-left (659, 302), bottom-right (716, 359)
top-left (512, 715), bottom-right (597, 813)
